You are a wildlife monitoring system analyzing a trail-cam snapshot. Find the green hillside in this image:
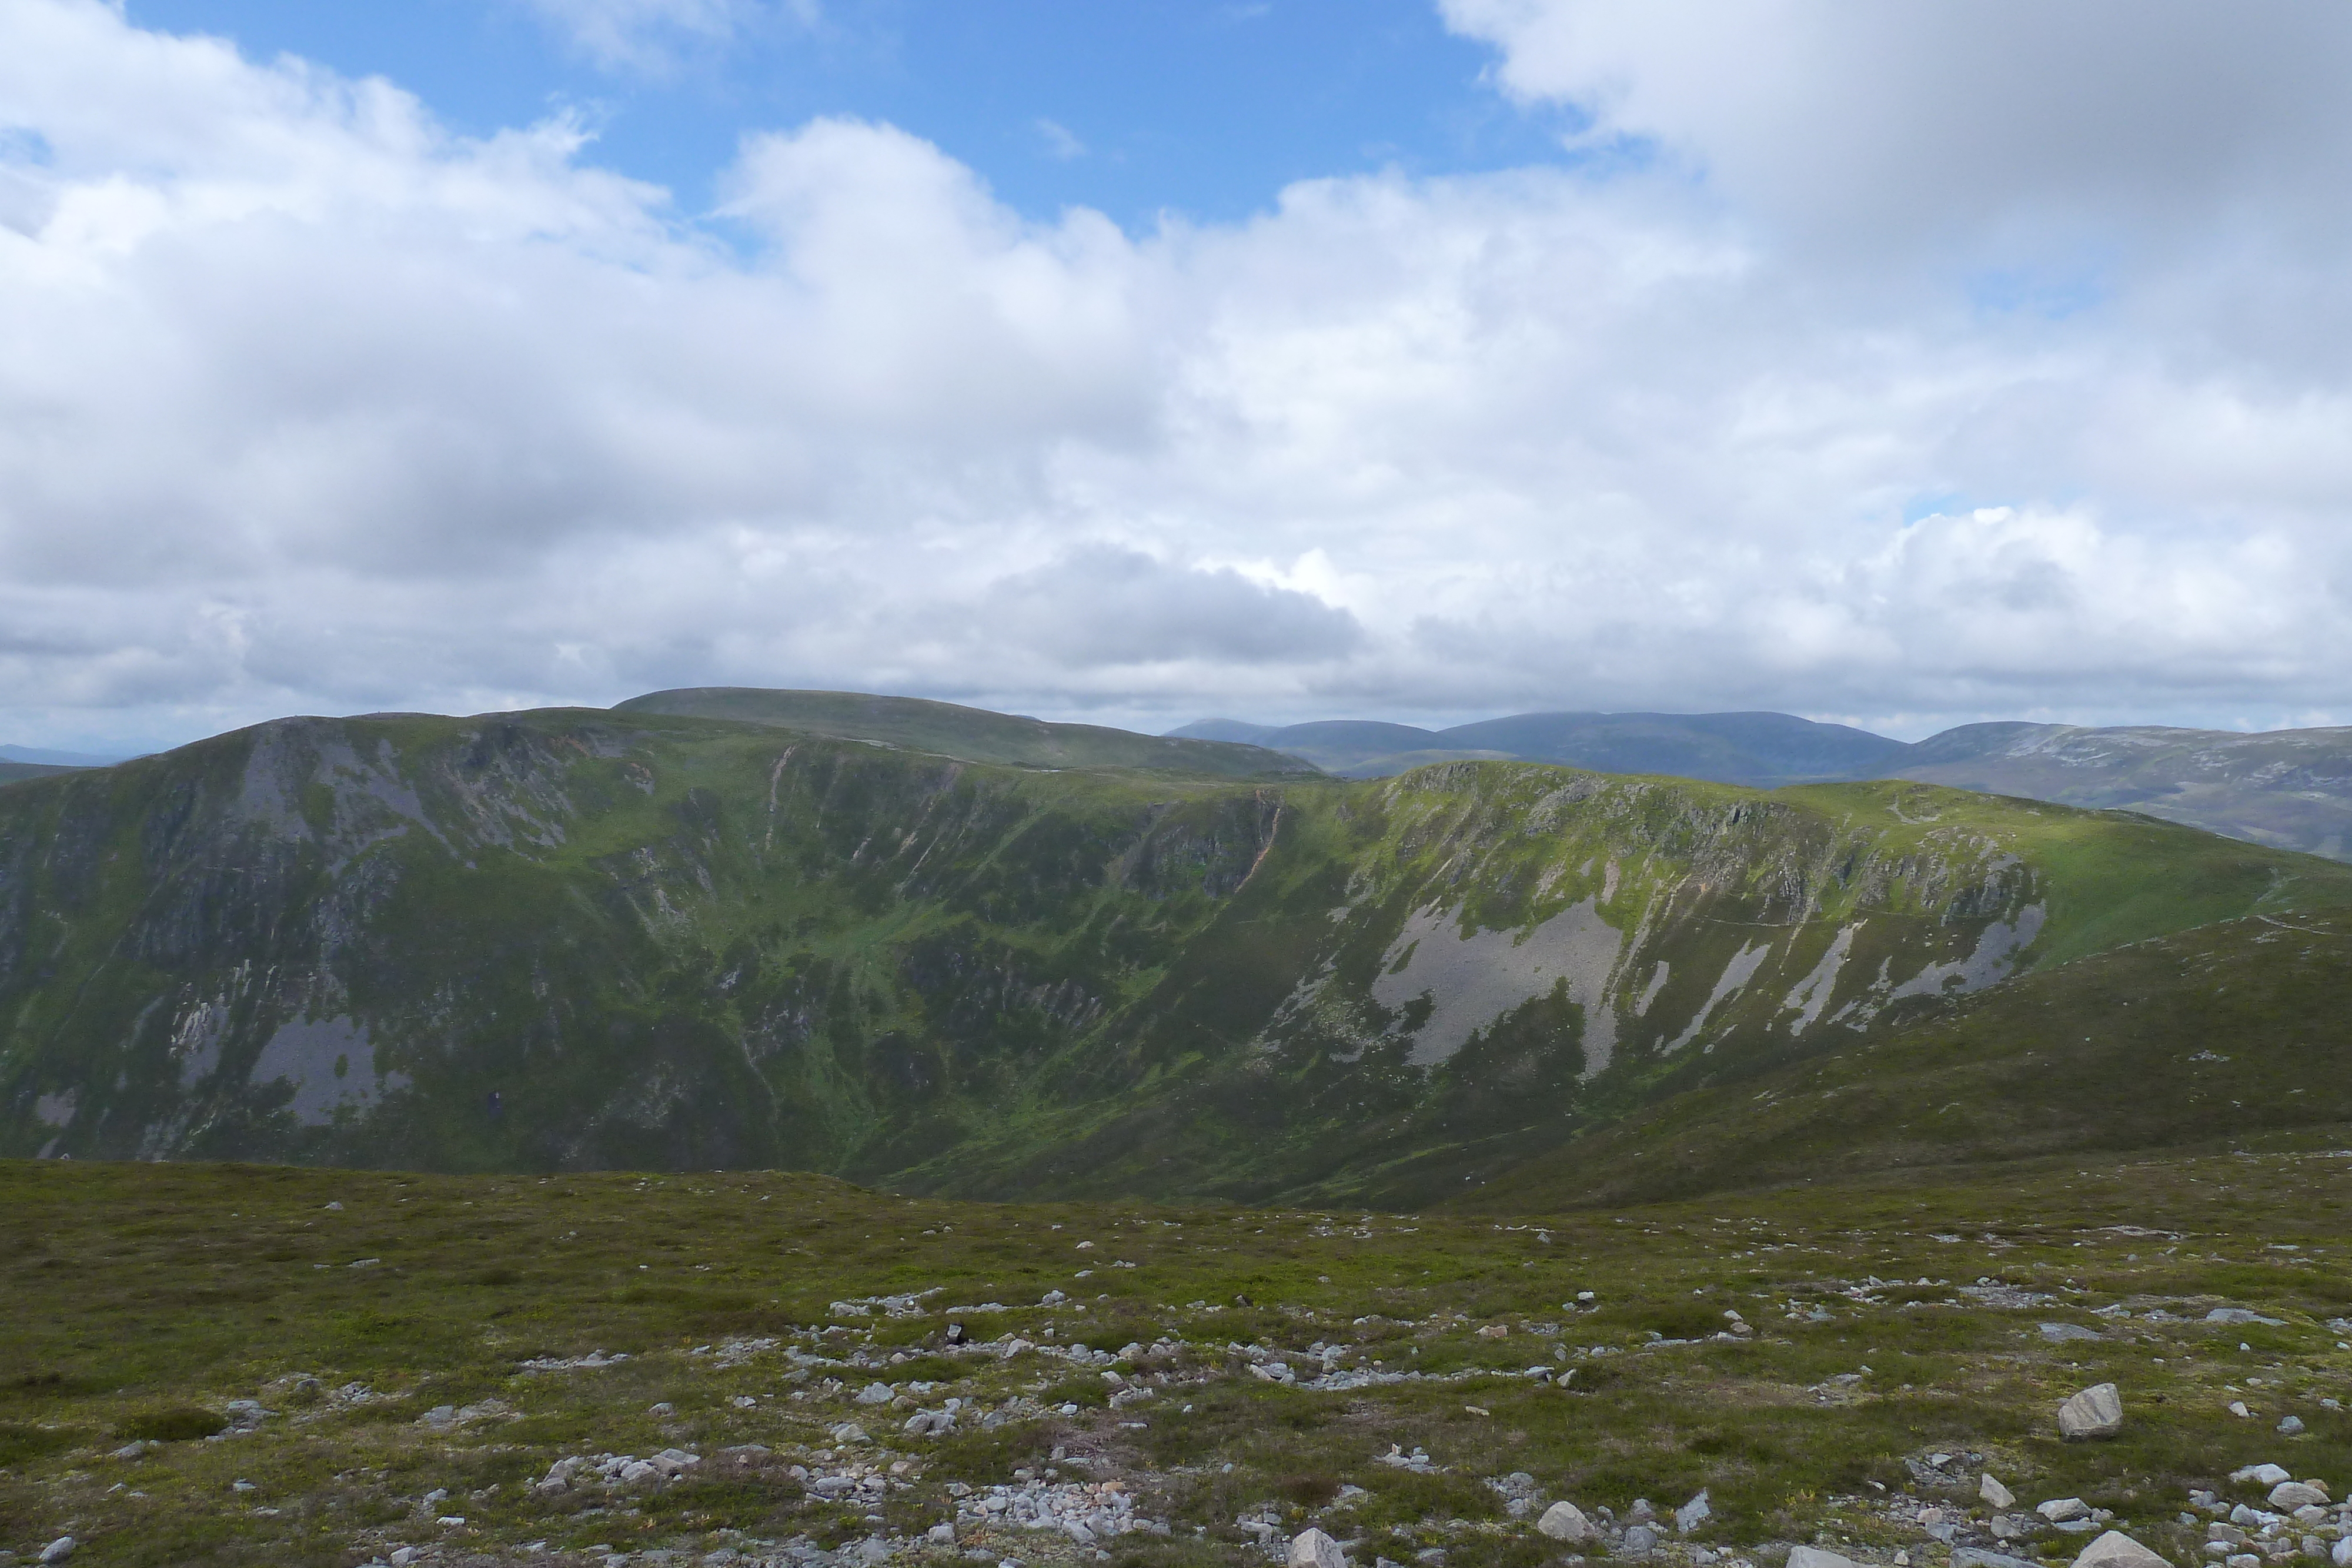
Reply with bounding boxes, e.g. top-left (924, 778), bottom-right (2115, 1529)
top-left (616, 687), bottom-right (1318, 779)
top-left (0, 760), bottom-right (79, 785)
top-left (1455, 902), bottom-right (2352, 1212)
top-left (6, 702), bottom-right (2347, 1201)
